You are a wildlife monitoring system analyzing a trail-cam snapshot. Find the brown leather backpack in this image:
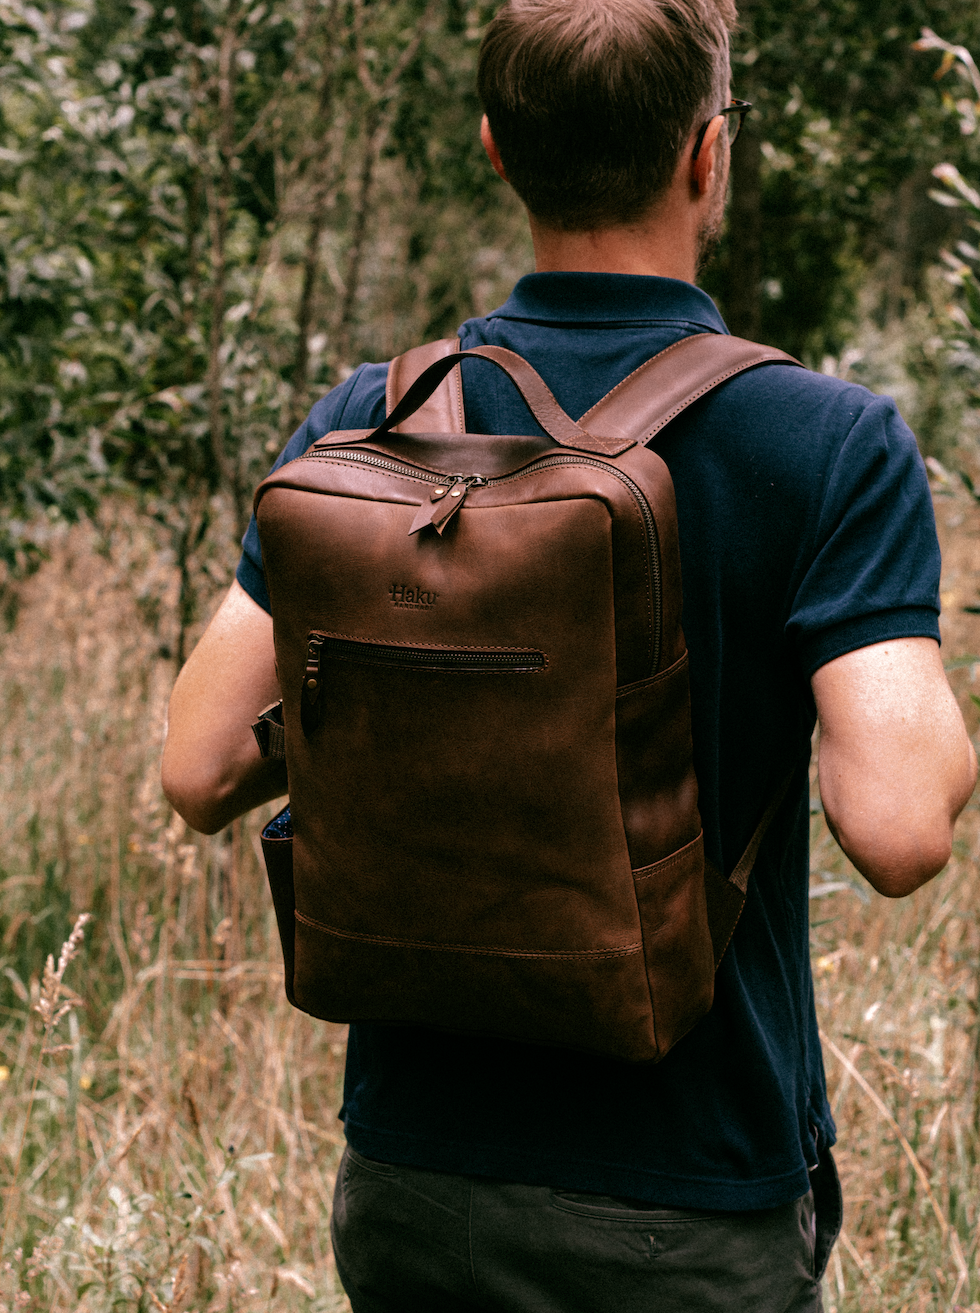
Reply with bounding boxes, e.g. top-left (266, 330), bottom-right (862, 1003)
top-left (253, 334), bottom-right (799, 1063)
